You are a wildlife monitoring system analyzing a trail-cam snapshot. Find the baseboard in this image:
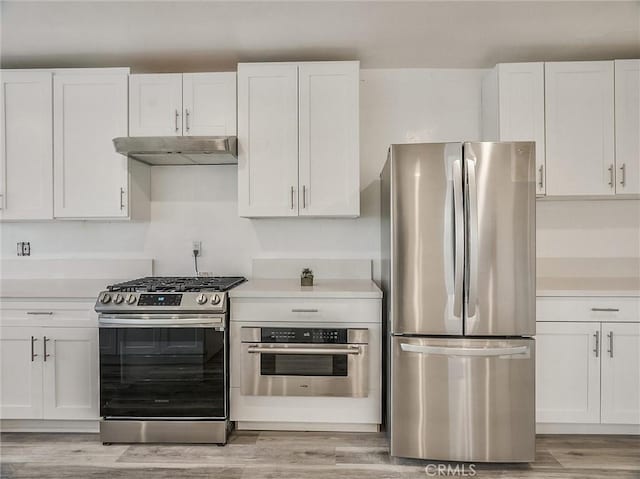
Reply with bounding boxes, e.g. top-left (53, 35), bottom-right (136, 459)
top-left (236, 421), bottom-right (380, 432)
top-left (537, 423), bottom-right (640, 434)
top-left (0, 419), bottom-right (99, 433)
